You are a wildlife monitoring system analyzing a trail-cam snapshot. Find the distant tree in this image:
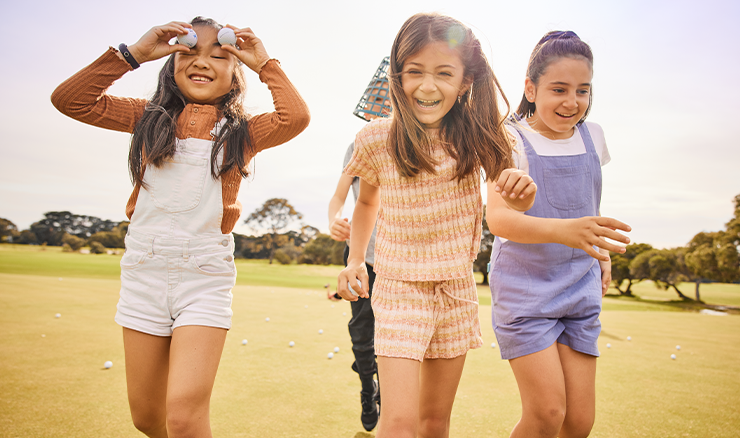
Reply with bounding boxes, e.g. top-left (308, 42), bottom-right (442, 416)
top-left (17, 230), bottom-right (38, 245)
top-left (244, 199), bottom-right (303, 264)
top-left (474, 209), bottom-right (495, 285)
top-left (610, 243), bottom-right (653, 295)
top-left (87, 221), bottom-right (129, 248)
top-left (300, 234), bottom-right (337, 265)
top-left (61, 233), bottom-right (86, 252)
top-left (685, 231), bottom-right (740, 301)
top-left (0, 218), bottom-right (20, 243)
top-left (89, 241), bottom-right (107, 254)
top-left (725, 194), bottom-right (740, 247)
top-left (28, 212), bottom-right (119, 246)
top-left (630, 248), bottom-right (695, 301)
